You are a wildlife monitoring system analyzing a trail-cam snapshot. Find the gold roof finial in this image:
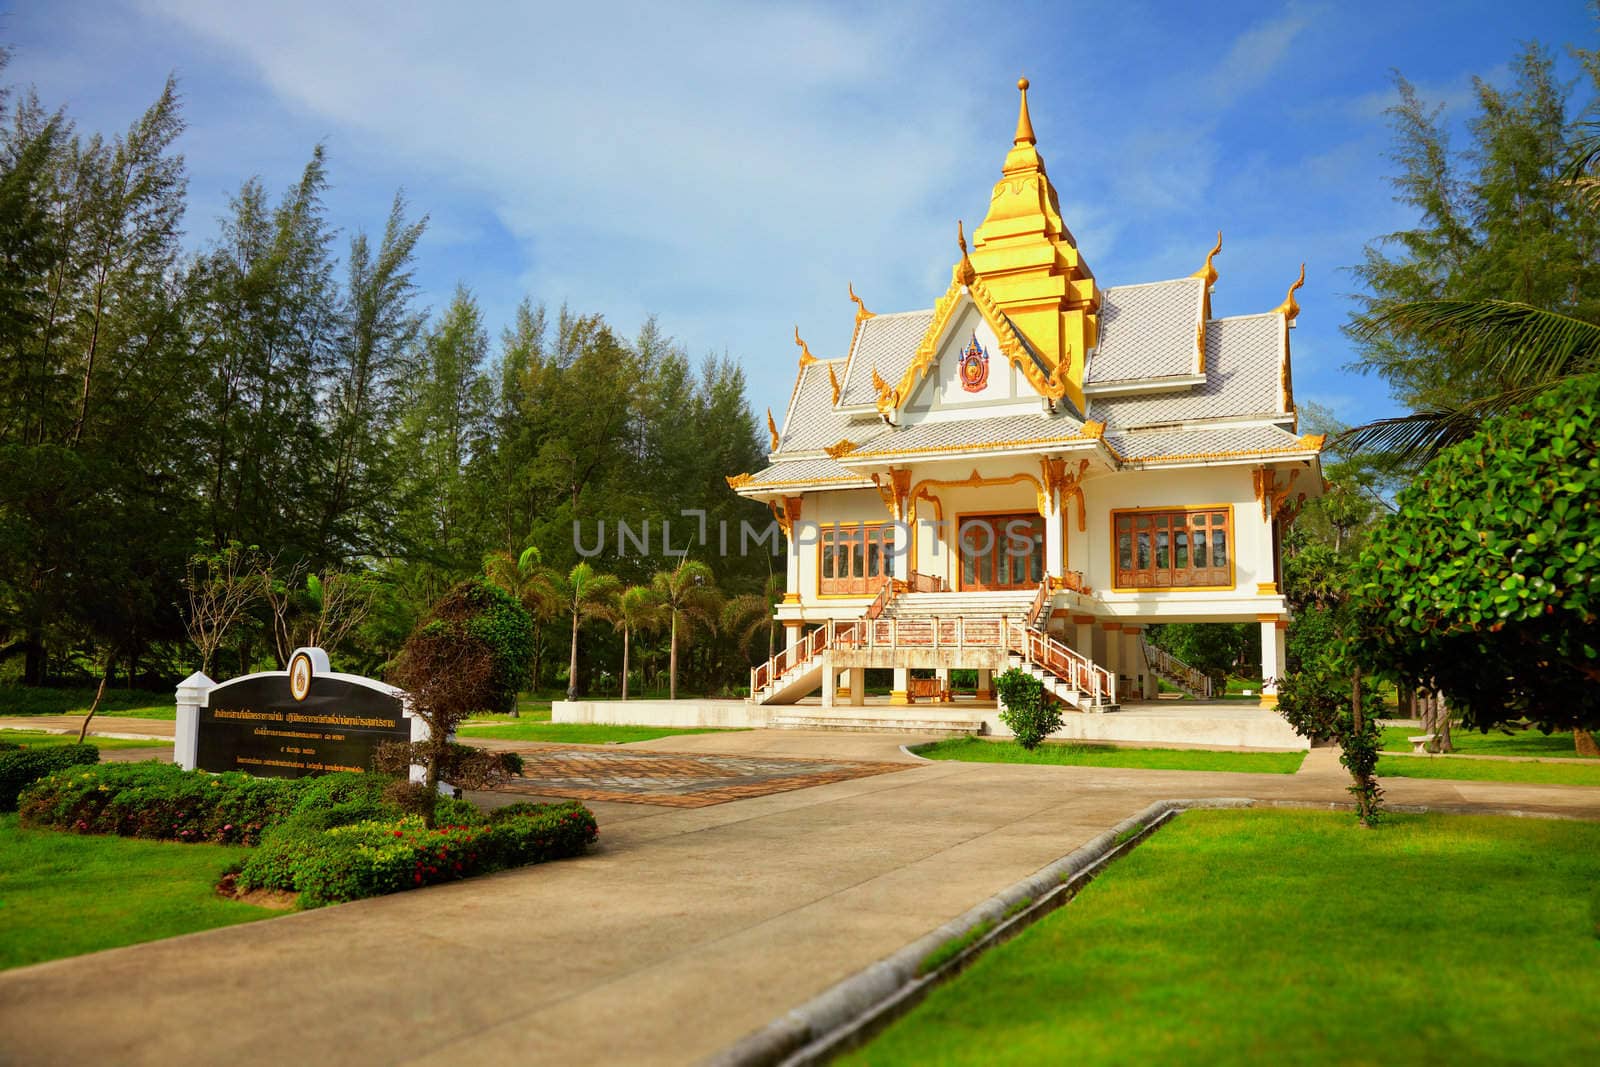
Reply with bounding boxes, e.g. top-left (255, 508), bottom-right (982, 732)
top-left (827, 362), bottom-right (842, 405)
top-left (766, 408), bottom-right (780, 452)
top-left (1274, 263), bottom-right (1306, 321)
top-left (794, 325), bottom-right (817, 368)
top-left (1192, 231), bottom-right (1222, 289)
top-left (848, 281), bottom-right (874, 322)
top-left (1014, 77), bottom-right (1036, 146)
top-left (956, 219), bottom-right (976, 285)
